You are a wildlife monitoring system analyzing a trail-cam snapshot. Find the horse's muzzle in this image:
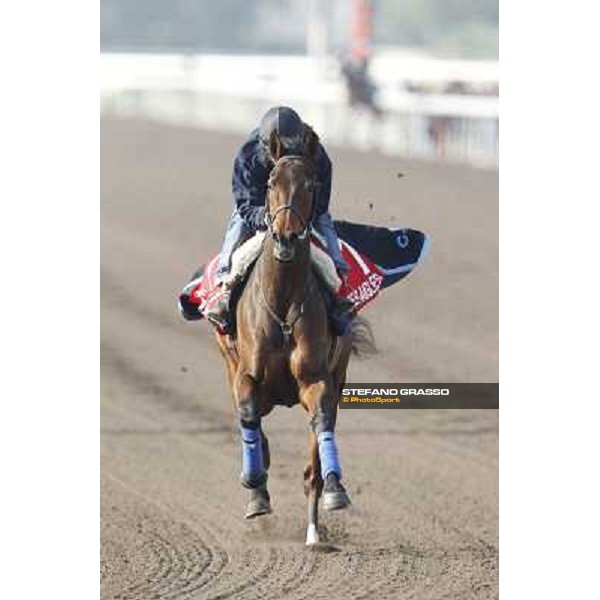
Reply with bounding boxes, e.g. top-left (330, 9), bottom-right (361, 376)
top-left (272, 233), bottom-right (297, 262)
top-left (273, 242), bottom-right (295, 262)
